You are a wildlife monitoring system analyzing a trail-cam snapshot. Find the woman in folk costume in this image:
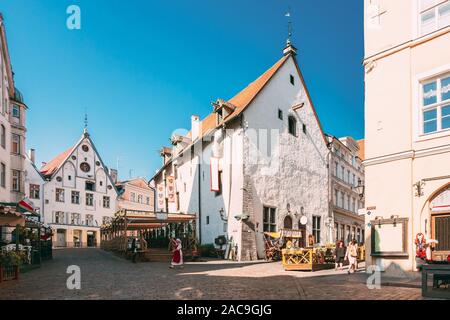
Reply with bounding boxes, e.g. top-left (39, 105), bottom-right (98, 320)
top-left (170, 238), bottom-right (184, 269)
